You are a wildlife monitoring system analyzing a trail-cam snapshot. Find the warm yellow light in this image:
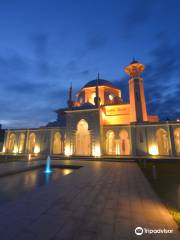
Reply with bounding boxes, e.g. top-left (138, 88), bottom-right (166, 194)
top-left (177, 119), bottom-right (180, 122)
top-left (28, 154), bottom-right (31, 160)
top-left (2, 146), bottom-right (5, 153)
top-left (115, 143), bottom-right (120, 155)
top-left (109, 94), bottom-right (113, 101)
top-left (18, 146), bottom-right (23, 153)
top-left (13, 146), bottom-right (18, 154)
top-left (63, 169), bottom-right (72, 175)
top-left (64, 145), bottom-right (72, 156)
top-left (93, 145), bottom-right (101, 157)
top-left (34, 145), bottom-right (40, 154)
top-left (149, 145), bottom-right (159, 155)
